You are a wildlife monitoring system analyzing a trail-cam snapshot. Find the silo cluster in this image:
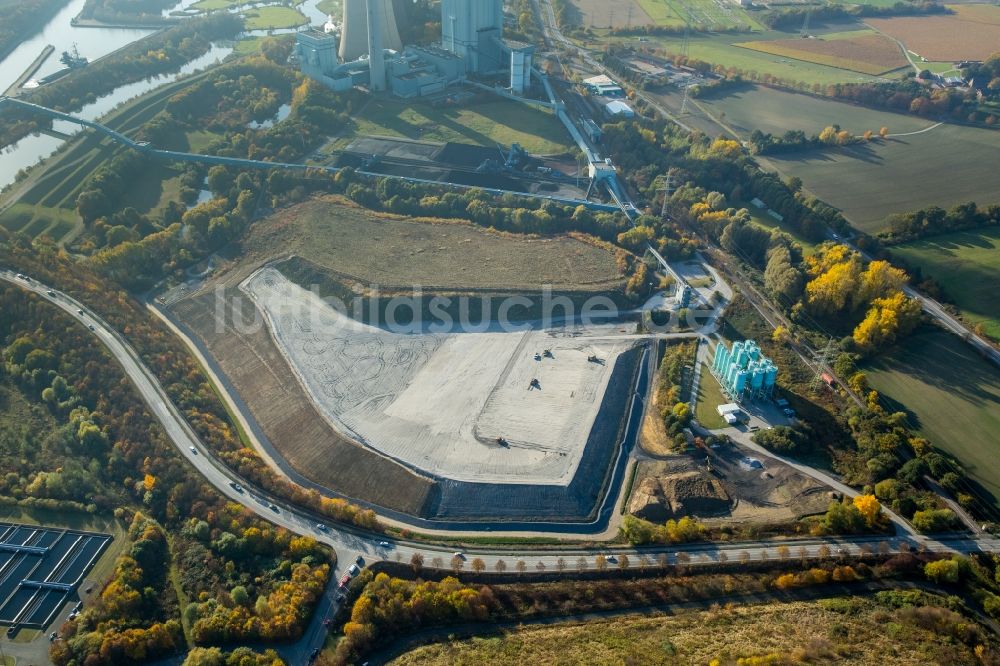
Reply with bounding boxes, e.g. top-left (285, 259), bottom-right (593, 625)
top-left (711, 339), bottom-right (777, 401)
